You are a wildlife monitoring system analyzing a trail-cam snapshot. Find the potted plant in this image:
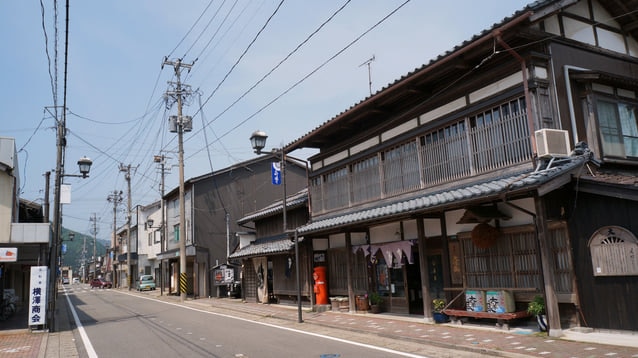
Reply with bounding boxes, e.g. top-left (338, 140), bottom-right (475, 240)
top-left (369, 292), bottom-right (383, 313)
top-left (432, 298), bottom-right (449, 323)
top-left (527, 295), bottom-right (548, 332)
